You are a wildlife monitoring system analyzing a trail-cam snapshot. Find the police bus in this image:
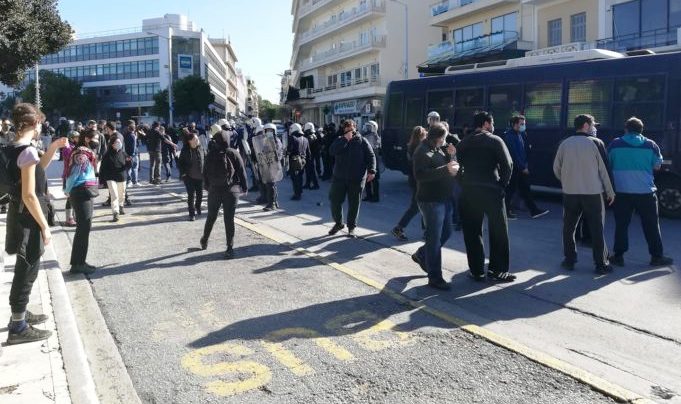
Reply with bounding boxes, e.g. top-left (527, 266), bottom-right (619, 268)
top-left (382, 49), bottom-right (681, 218)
